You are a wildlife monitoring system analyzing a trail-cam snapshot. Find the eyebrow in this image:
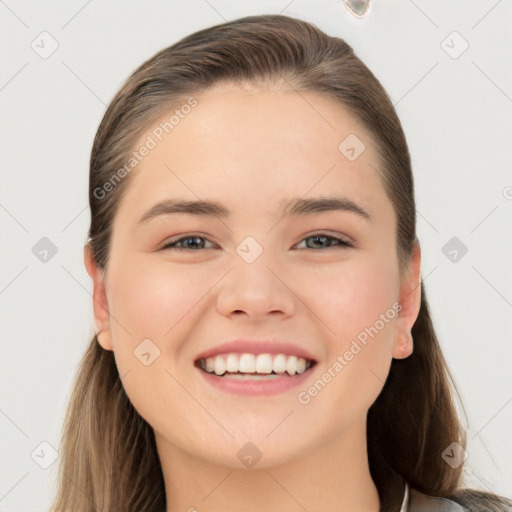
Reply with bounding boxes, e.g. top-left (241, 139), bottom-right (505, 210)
top-left (137, 196), bottom-right (372, 225)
